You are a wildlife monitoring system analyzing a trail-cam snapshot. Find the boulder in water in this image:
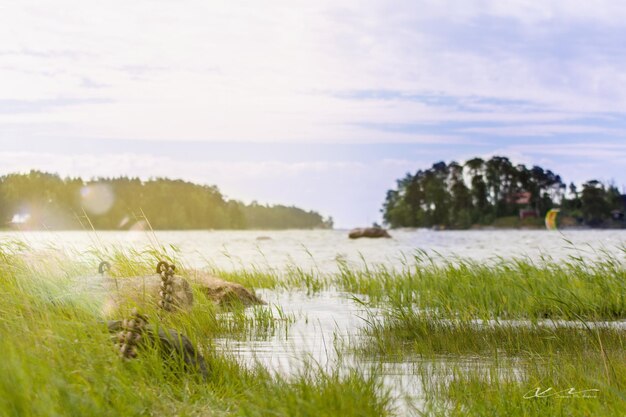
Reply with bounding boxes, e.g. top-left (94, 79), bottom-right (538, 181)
top-left (102, 273), bottom-right (194, 315)
top-left (107, 320), bottom-right (208, 379)
top-left (79, 261), bottom-right (263, 314)
top-left (348, 227), bottom-right (391, 239)
top-left (186, 270), bottom-right (266, 306)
